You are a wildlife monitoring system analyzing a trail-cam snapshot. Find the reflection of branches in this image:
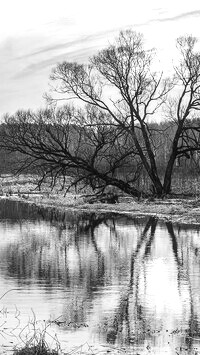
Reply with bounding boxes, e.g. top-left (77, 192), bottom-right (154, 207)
top-left (166, 221), bottom-right (184, 300)
top-left (0, 288), bottom-right (19, 301)
top-left (3, 203), bottom-right (200, 351)
top-left (166, 222), bottom-right (200, 349)
top-left (144, 219), bottom-right (157, 256)
top-left (76, 213), bottom-right (110, 234)
top-left (166, 222), bottom-right (182, 267)
top-left (78, 214), bottom-right (106, 293)
top-left (105, 217), bottom-right (158, 344)
top-left (105, 217), bottom-right (200, 348)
